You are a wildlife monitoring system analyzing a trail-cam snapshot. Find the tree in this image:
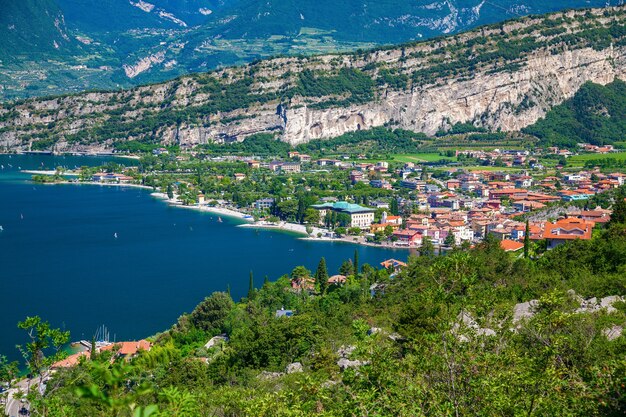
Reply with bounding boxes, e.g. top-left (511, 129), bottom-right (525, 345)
top-left (291, 266), bottom-right (311, 280)
top-left (17, 316), bottom-right (70, 375)
top-left (420, 236), bottom-right (435, 258)
top-left (306, 225), bottom-right (313, 236)
top-left (354, 250), bottom-right (360, 279)
top-left (167, 183), bottom-right (174, 200)
top-left (189, 292), bottom-right (233, 333)
top-left (339, 260), bottom-right (354, 277)
top-left (303, 208), bottom-right (320, 225)
top-left (248, 271), bottom-right (254, 299)
top-left (384, 225), bottom-right (394, 237)
top-left (0, 355), bottom-right (18, 387)
top-left (524, 220), bottom-right (531, 258)
top-left (444, 233), bottom-right (456, 247)
top-left (610, 193), bottom-right (626, 225)
top-left (315, 258), bottom-right (329, 294)
top-left (390, 198), bottom-right (399, 216)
